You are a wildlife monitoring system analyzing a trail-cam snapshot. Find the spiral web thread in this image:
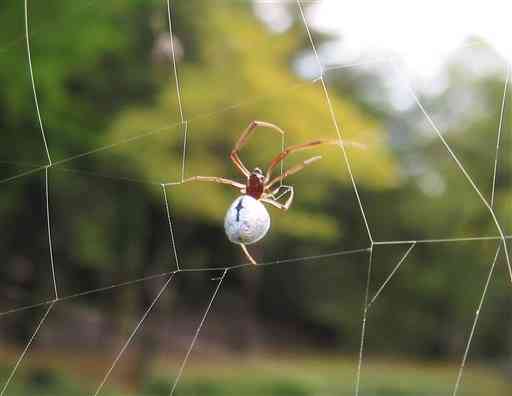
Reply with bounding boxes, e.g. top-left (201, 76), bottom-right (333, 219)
top-left (0, 1), bottom-right (511, 395)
